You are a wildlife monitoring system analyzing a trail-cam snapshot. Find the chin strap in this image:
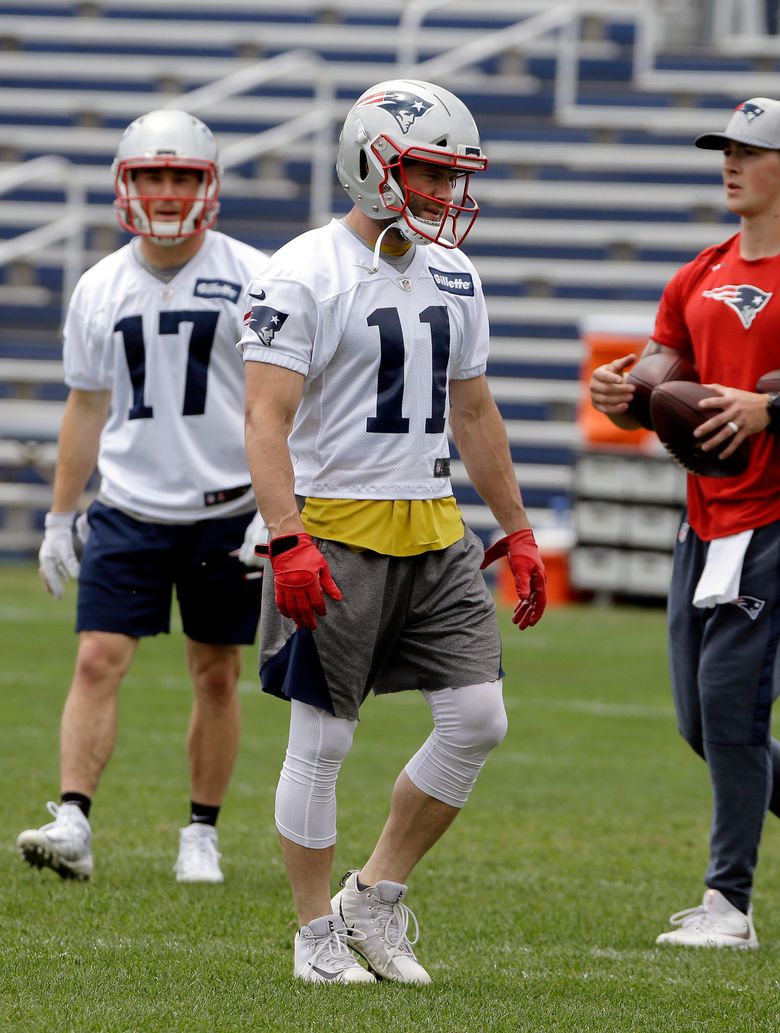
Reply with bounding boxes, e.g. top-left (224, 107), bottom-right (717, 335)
top-left (370, 223), bottom-right (396, 273)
